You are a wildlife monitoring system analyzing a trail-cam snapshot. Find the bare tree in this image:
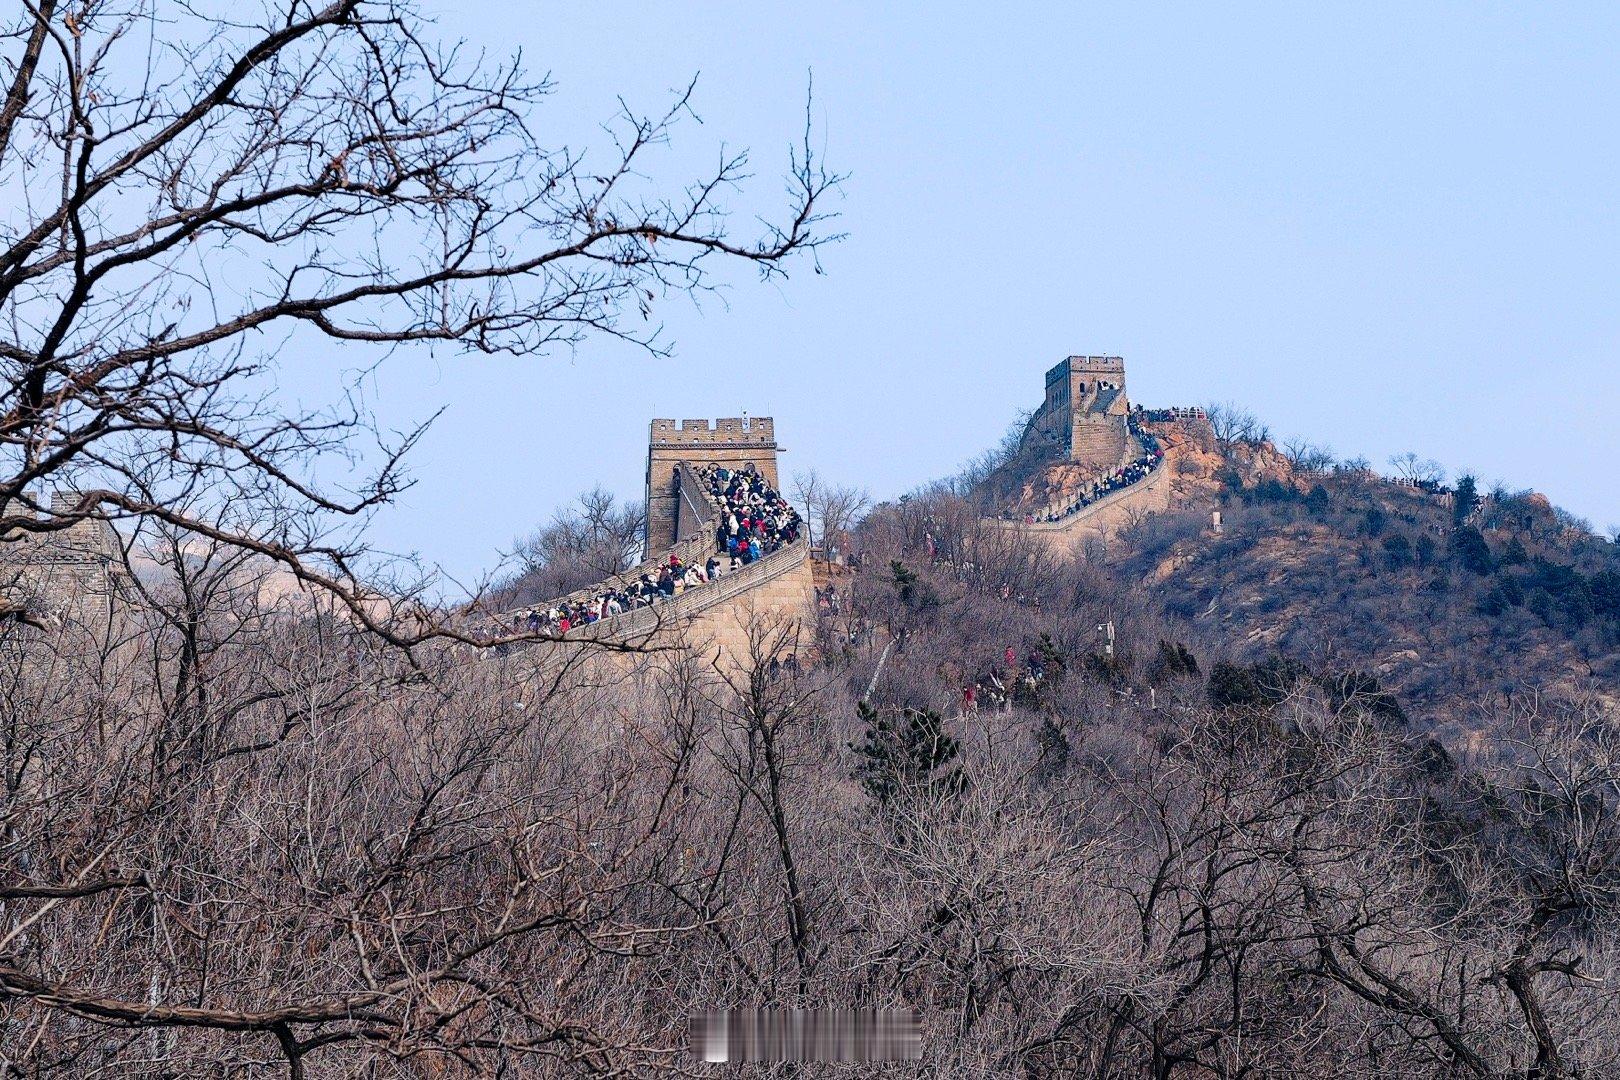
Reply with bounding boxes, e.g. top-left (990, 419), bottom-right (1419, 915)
top-left (0, 6), bottom-right (844, 1071)
top-left (843, 753), bottom-right (1120, 1069)
top-left (1282, 697), bottom-right (1620, 1079)
top-left (793, 468), bottom-right (870, 559)
top-left (1388, 451), bottom-right (1447, 486)
top-left (1282, 436), bottom-right (1336, 475)
top-left (818, 484), bottom-right (872, 553)
top-left (0, 602), bottom-right (748, 1075)
top-left (928, 408), bottom-right (1040, 505)
top-left (708, 614), bottom-right (827, 997)
top-left (0, 1), bottom-right (837, 641)
top-left (1205, 401), bottom-right (1269, 447)
top-left (500, 485), bottom-right (644, 606)
top-left (8, 526), bottom-right (1620, 1075)
top-left (791, 469), bottom-right (824, 551)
